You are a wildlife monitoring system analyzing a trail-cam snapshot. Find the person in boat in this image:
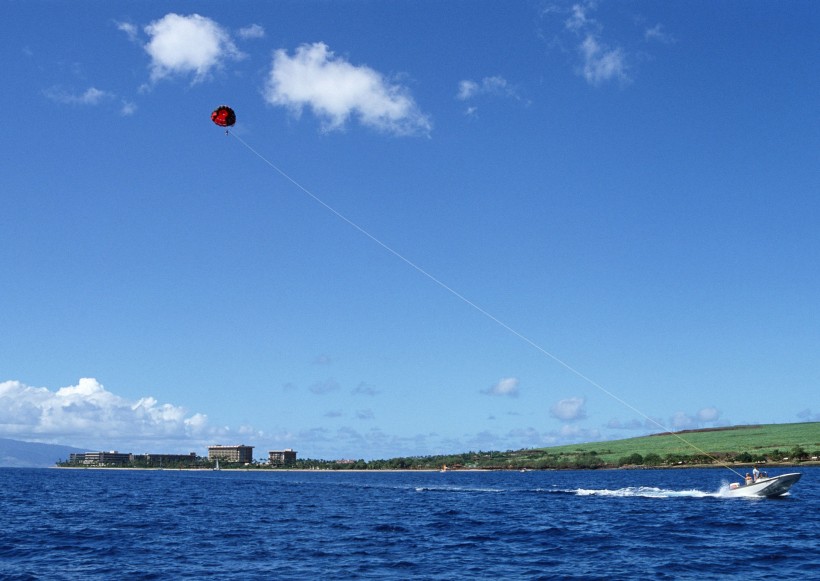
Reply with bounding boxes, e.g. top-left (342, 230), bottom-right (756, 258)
top-left (752, 466), bottom-right (760, 482)
top-left (745, 473), bottom-right (753, 485)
